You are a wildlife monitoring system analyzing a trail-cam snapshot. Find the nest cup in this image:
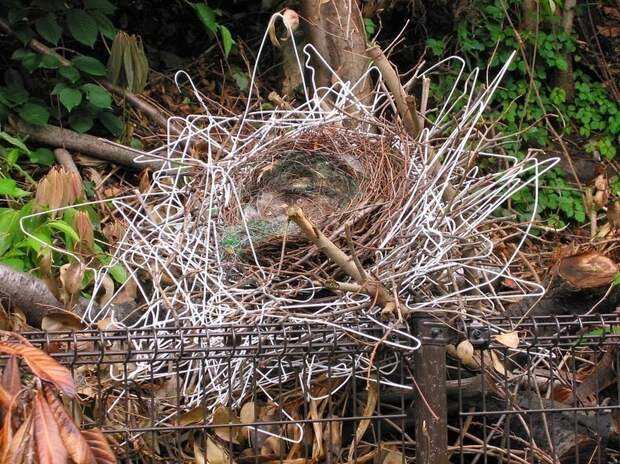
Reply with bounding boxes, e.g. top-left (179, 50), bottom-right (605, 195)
top-left (221, 124), bottom-right (408, 269)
